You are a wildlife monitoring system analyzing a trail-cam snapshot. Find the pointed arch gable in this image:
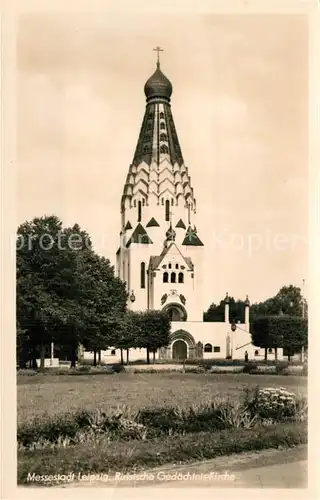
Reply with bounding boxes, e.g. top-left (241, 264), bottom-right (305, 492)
top-left (170, 329), bottom-right (196, 348)
top-left (158, 167), bottom-right (175, 182)
top-left (158, 188), bottom-right (175, 200)
top-left (136, 163), bottom-right (149, 173)
top-left (132, 187), bottom-right (148, 199)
